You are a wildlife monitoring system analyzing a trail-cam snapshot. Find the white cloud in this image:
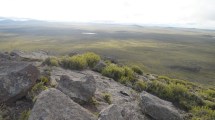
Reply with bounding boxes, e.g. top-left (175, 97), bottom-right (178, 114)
top-left (0, 0), bottom-right (214, 29)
